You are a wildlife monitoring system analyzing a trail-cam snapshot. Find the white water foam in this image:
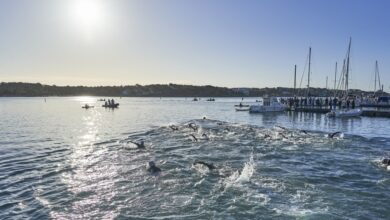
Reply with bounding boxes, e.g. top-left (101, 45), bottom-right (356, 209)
top-left (225, 154), bottom-right (255, 188)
